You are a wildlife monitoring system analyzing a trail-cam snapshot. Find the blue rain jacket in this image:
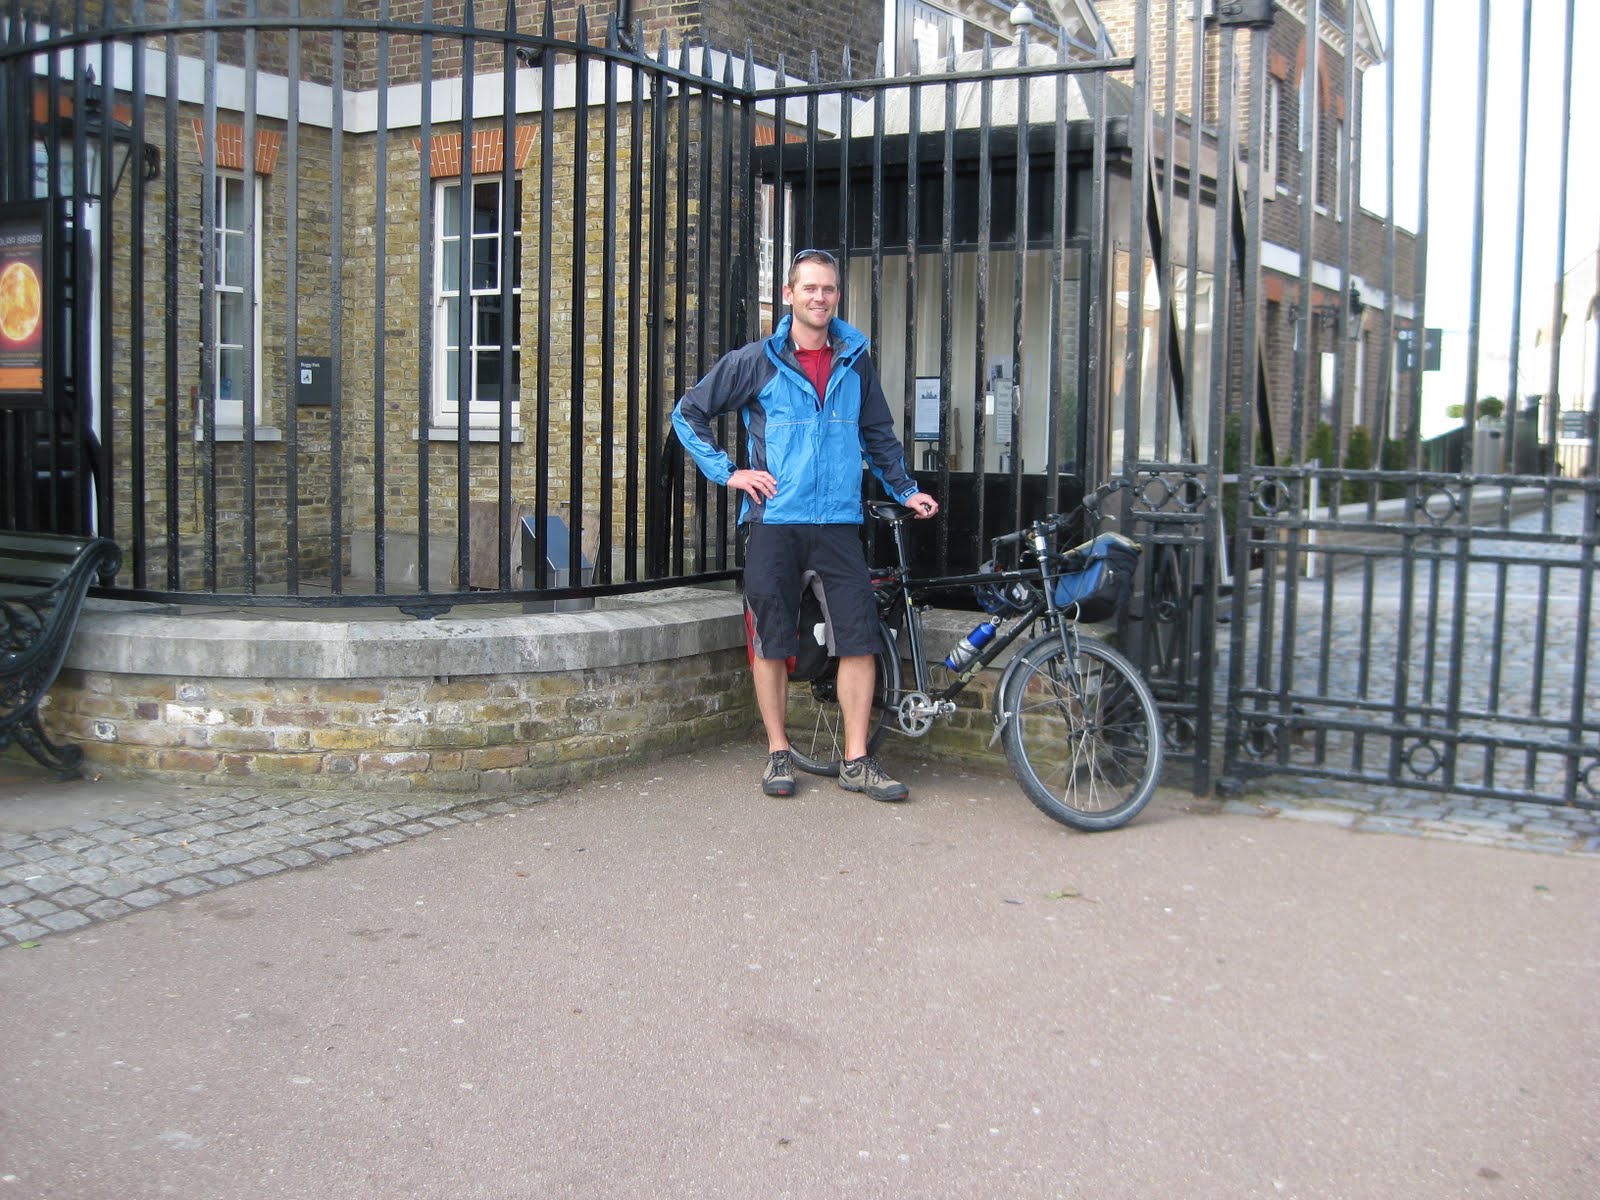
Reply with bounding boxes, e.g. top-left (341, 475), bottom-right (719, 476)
top-left (671, 315), bottom-right (920, 525)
